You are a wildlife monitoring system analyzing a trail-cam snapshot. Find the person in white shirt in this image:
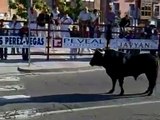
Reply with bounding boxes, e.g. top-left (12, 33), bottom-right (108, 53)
top-left (60, 12), bottom-right (73, 37)
top-left (9, 14), bottom-right (22, 54)
top-left (50, 6), bottom-right (61, 39)
top-left (29, 6), bottom-right (38, 36)
top-left (78, 6), bottom-right (91, 37)
top-left (51, 6), bottom-right (60, 21)
top-left (78, 7), bottom-right (92, 54)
